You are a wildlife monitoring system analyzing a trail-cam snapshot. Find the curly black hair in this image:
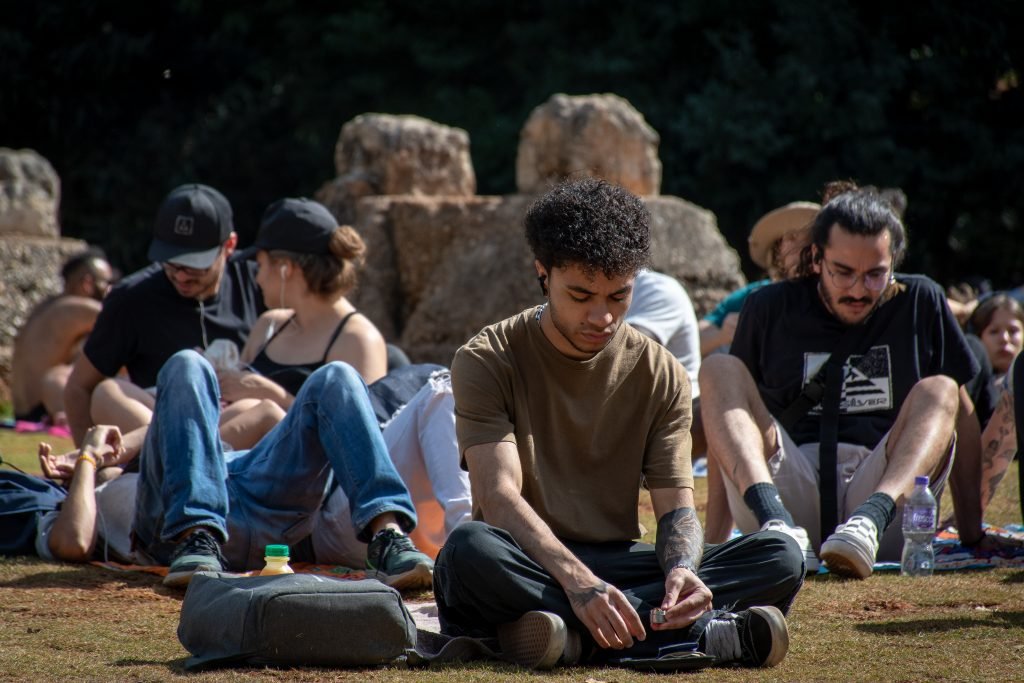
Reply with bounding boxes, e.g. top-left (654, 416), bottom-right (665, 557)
top-left (795, 180), bottom-right (907, 279)
top-left (524, 178), bottom-right (650, 278)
